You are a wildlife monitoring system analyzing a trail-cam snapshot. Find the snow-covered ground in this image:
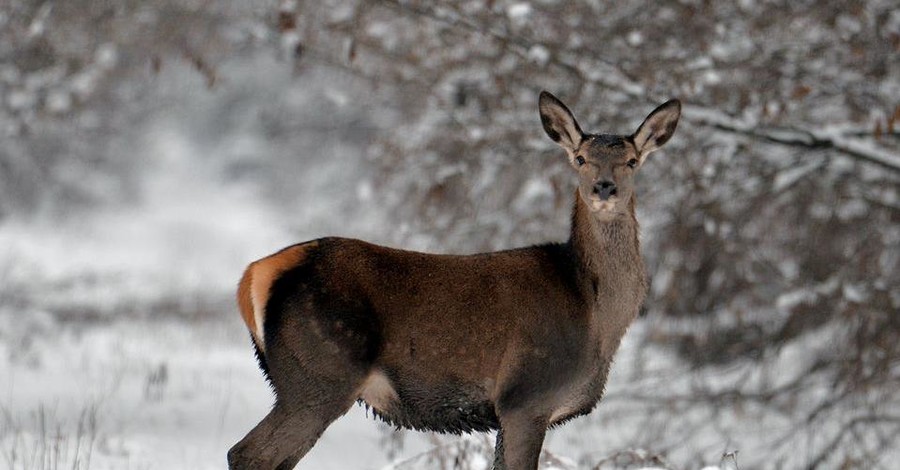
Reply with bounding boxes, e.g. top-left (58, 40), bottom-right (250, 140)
top-left (0, 314), bottom-right (419, 470)
top-left (0, 308), bottom-right (730, 470)
top-left (0, 306), bottom-right (707, 470)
